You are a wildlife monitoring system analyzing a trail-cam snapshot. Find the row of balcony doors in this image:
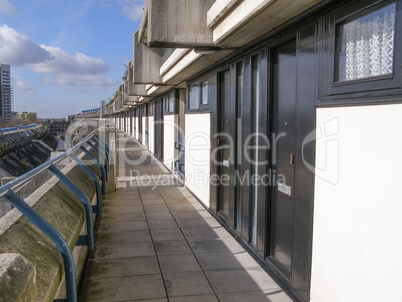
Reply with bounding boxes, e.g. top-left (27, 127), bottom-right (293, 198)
top-left (132, 104), bottom-right (163, 160)
top-left (212, 25), bottom-right (316, 301)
